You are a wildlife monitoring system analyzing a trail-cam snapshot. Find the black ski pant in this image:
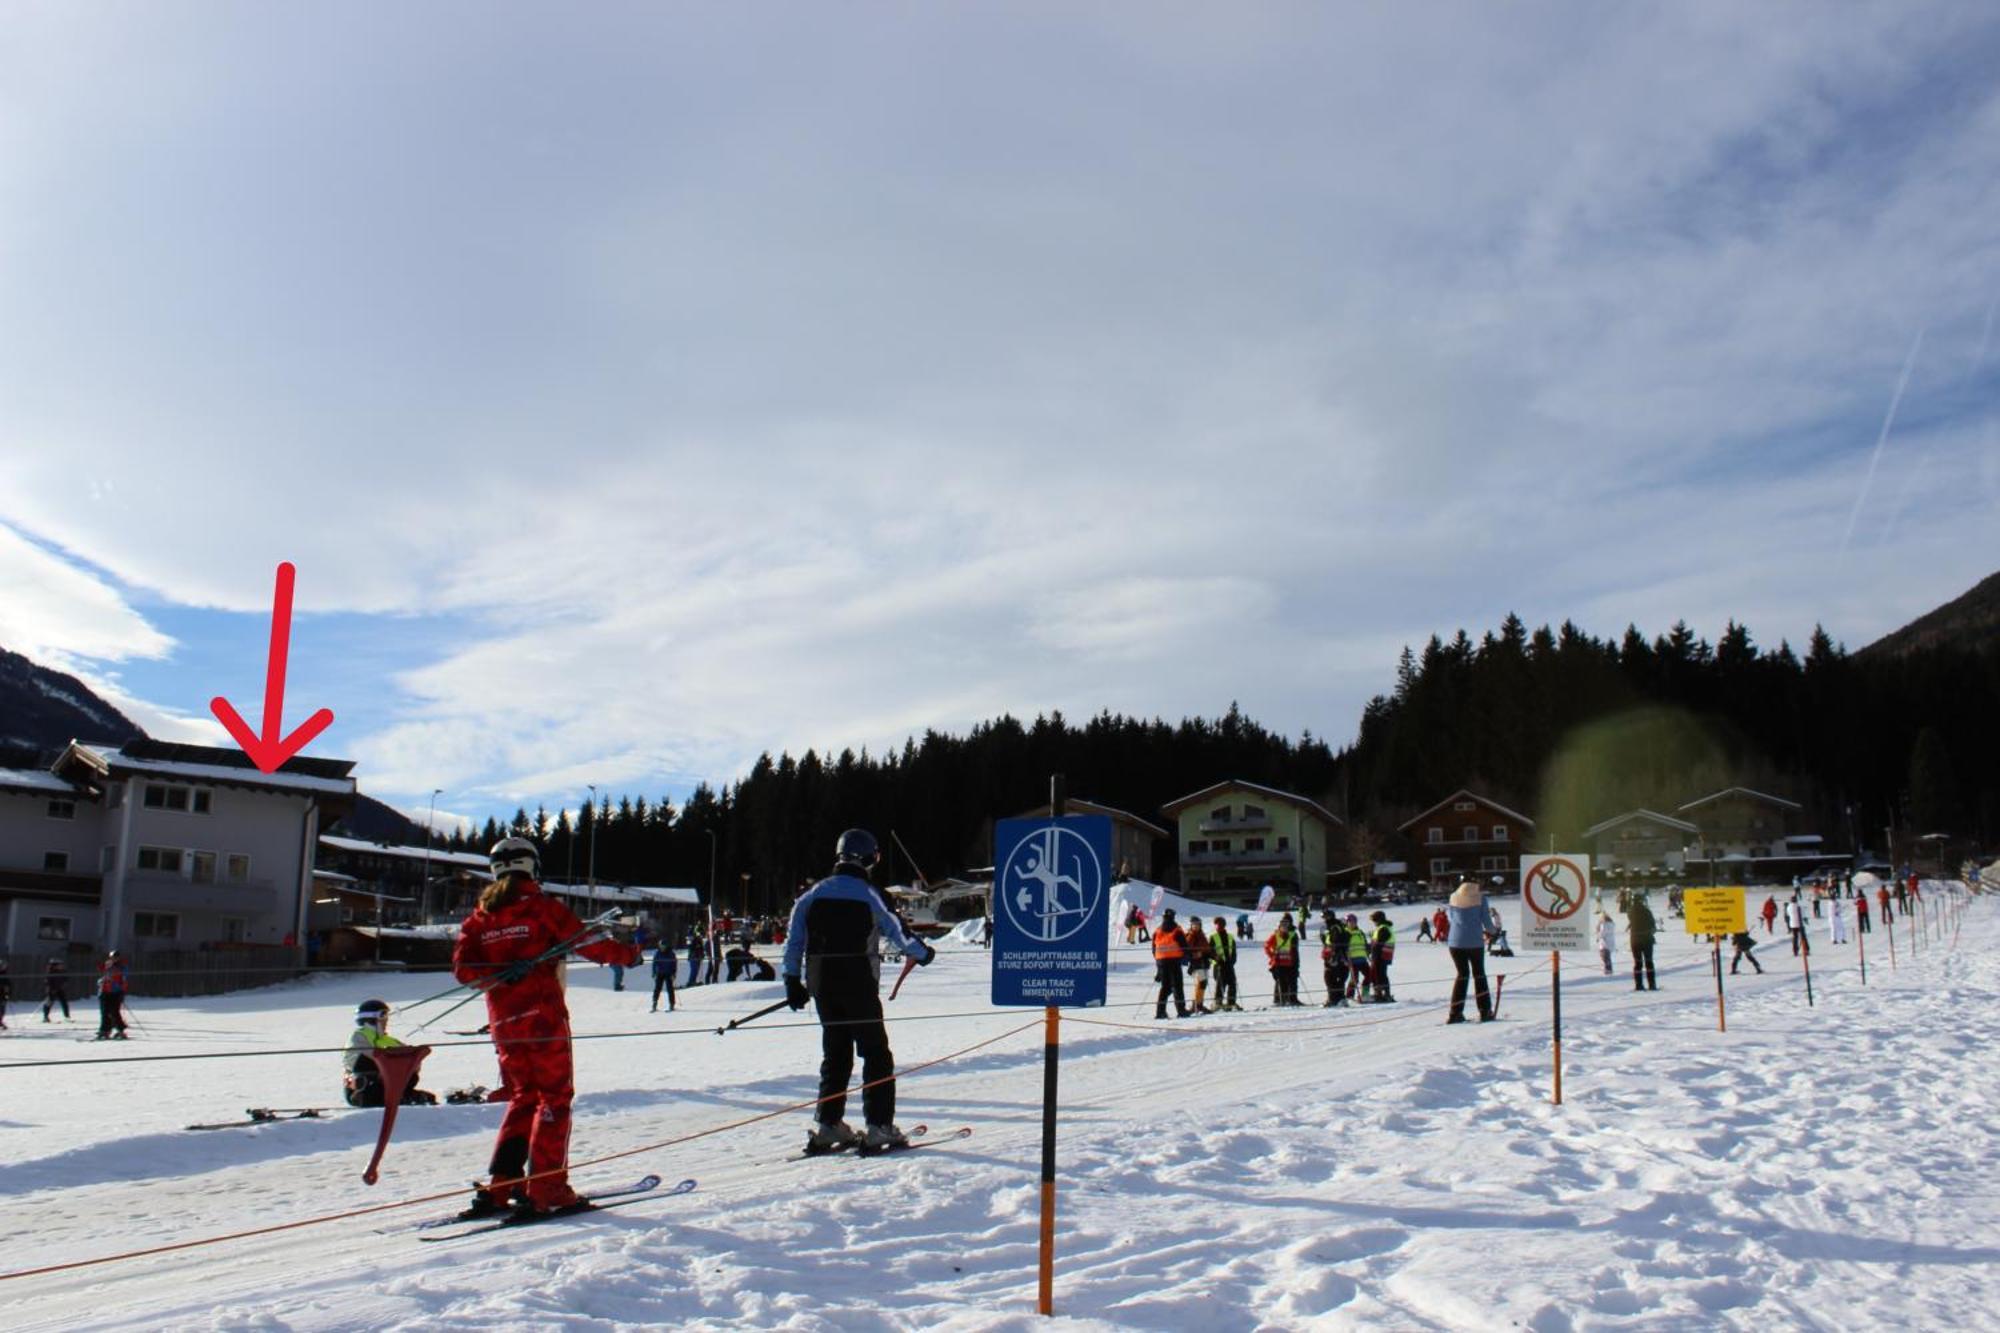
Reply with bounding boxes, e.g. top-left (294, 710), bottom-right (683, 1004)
top-left (813, 986), bottom-right (894, 1127)
top-left (1213, 959), bottom-right (1238, 1007)
top-left (1324, 959), bottom-right (1347, 1002)
top-left (1155, 960), bottom-right (1187, 1017)
top-left (1631, 944), bottom-right (1657, 990)
top-left (1730, 941), bottom-right (1762, 973)
top-left (1856, 913), bottom-right (1871, 934)
top-left (1789, 926), bottom-right (1806, 957)
top-left (44, 984), bottom-right (70, 1020)
top-left (1448, 947), bottom-right (1491, 1020)
top-left (651, 972), bottom-right (675, 1009)
top-left (97, 993), bottom-right (127, 1038)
